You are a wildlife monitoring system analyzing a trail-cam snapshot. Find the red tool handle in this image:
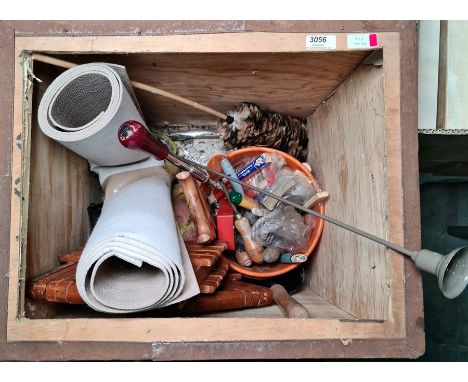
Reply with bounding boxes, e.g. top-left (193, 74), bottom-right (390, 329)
top-left (119, 120), bottom-right (209, 182)
top-left (118, 120), bottom-right (170, 160)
